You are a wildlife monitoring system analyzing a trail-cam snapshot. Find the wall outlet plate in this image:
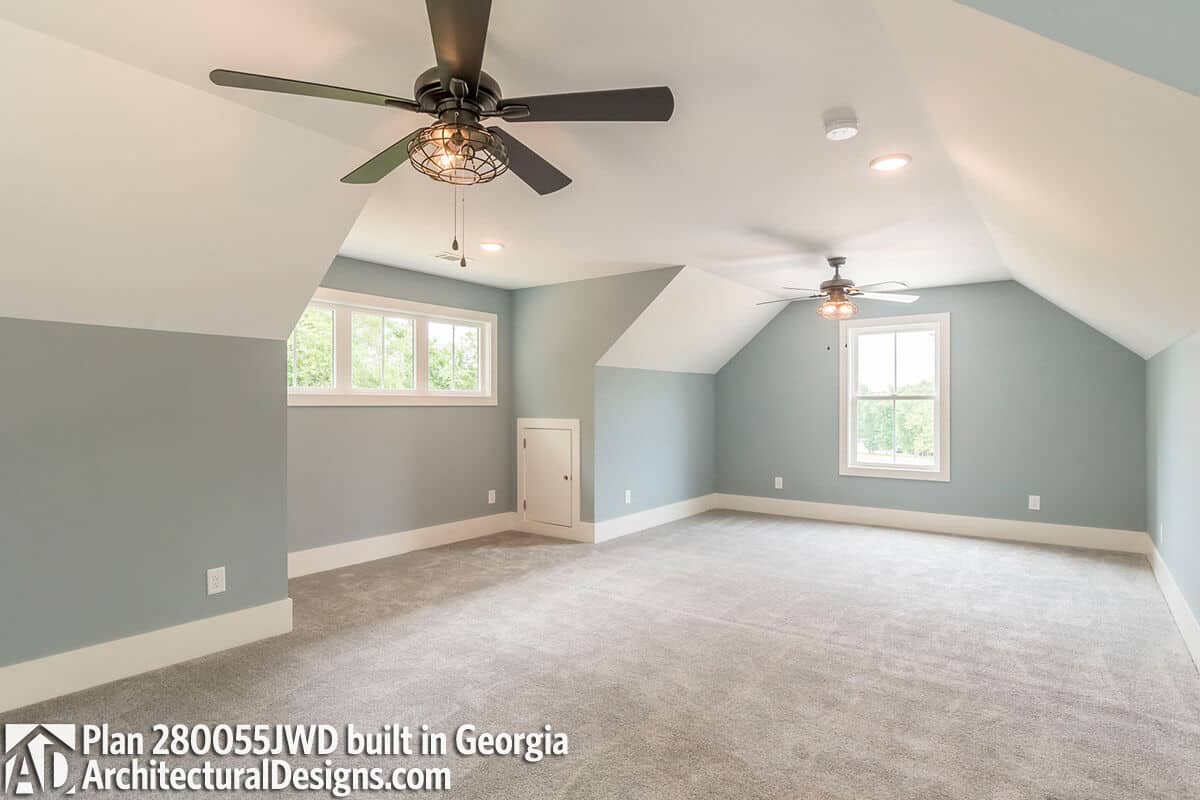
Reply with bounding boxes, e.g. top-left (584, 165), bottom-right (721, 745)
top-left (207, 566), bottom-right (226, 596)
top-left (624, 489), bottom-right (632, 505)
top-left (774, 477), bottom-right (783, 490)
top-left (487, 489), bottom-right (496, 505)
top-left (1028, 495), bottom-right (1041, 511)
